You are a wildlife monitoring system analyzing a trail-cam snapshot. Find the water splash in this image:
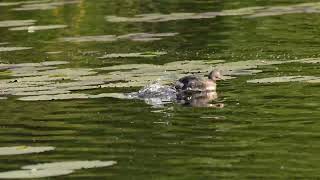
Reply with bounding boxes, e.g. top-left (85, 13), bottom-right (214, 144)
top-left (127, 82), bottom-right (177, 107)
